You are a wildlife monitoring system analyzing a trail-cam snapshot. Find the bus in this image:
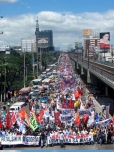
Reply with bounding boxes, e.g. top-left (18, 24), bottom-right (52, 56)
top-left (18, 87), bottom-right (31, 102)
top-left (30, 79), bottom-right (42, 86)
